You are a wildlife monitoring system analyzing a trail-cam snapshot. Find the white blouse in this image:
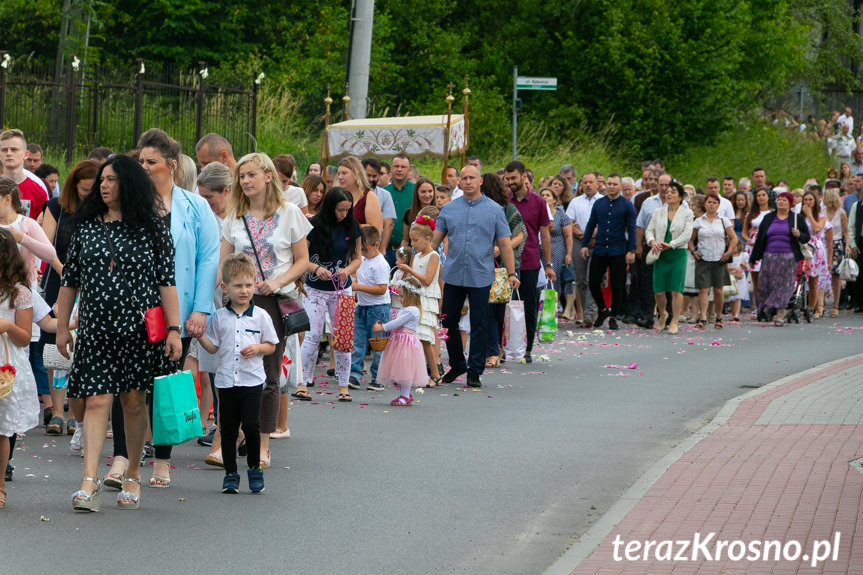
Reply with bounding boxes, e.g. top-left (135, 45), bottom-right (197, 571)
top-left (694, 214), bottom-right (732, 262)
top-left (221, 202), bottom-right (313, 295)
